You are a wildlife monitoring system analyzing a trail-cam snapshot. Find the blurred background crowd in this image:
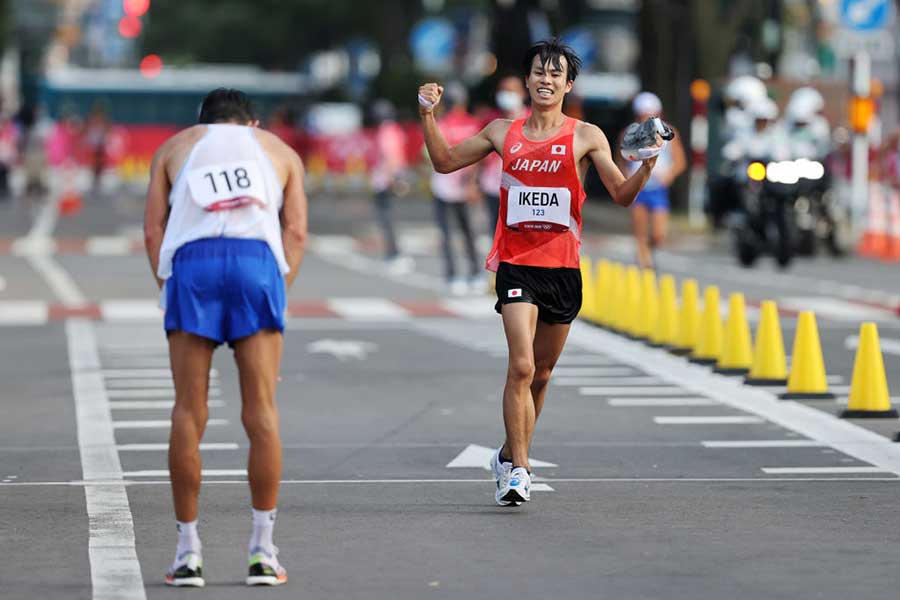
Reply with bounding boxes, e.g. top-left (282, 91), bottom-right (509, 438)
top-left (1, 0), bottom-right (898, 272)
